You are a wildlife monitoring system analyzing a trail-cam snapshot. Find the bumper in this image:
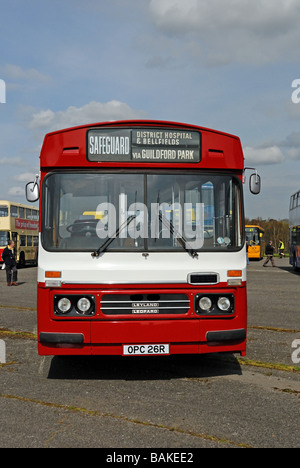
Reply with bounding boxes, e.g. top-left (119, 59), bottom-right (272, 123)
top-left (38, 322), bottom-right (247, 356)
top-left (37, 283), bottom-right (247, 356)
